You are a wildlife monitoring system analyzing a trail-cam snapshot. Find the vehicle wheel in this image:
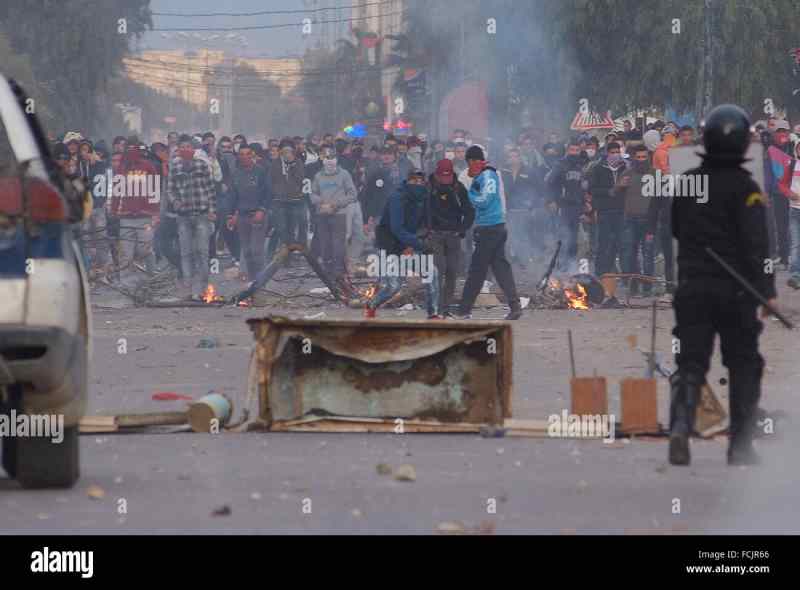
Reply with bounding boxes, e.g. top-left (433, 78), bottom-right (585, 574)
top-left (15, 425), bottom-right (79, 489)
top-left (1, 384), bottom-right (22, 478)
top-left (1, 435), bottom-right (17, 478)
